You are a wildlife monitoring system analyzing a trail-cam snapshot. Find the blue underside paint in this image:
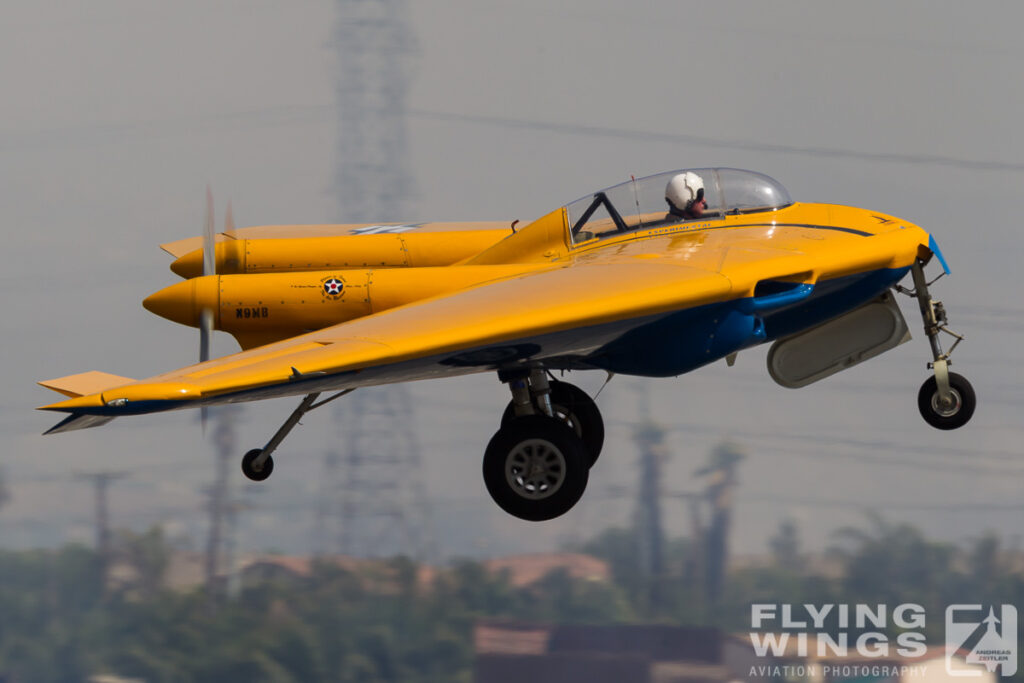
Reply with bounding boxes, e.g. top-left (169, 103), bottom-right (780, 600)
top-left (760, 267), bottom-right (911, 342)
top-left (588, 266), bottom-right (910, 377)
top-left (588, 303), bottom-right (765, 377)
